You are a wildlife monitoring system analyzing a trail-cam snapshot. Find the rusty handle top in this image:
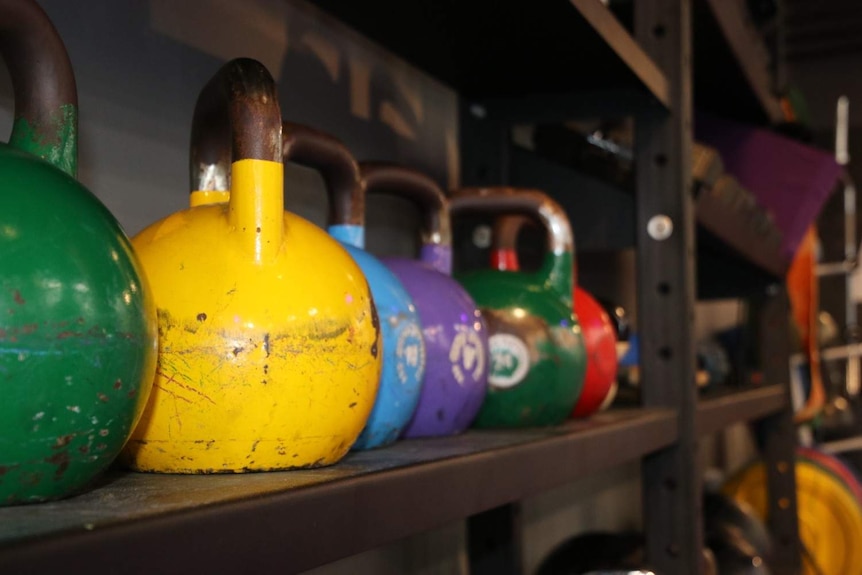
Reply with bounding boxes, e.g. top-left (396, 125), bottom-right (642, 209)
top-left (359, 162), bottom-right (452, 275)
top-left (282, 121), bottom-right (364, 248)
top-left (451, 188), bottom-right (573, 256)
top-left (189, 57), bottom-right (282, 193)
top-left (359, 162), bottom-right (451, 247)
top-left (189, 58), bottom-right (284, 263)
top-left (494, 214), bottom-right (534, 252)
top-left (451, 188), bottom-right (576, 299)
top-left (490, 214), bottom-right (534, 272)
top-left (0, 0), bottom-right (78, 177)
